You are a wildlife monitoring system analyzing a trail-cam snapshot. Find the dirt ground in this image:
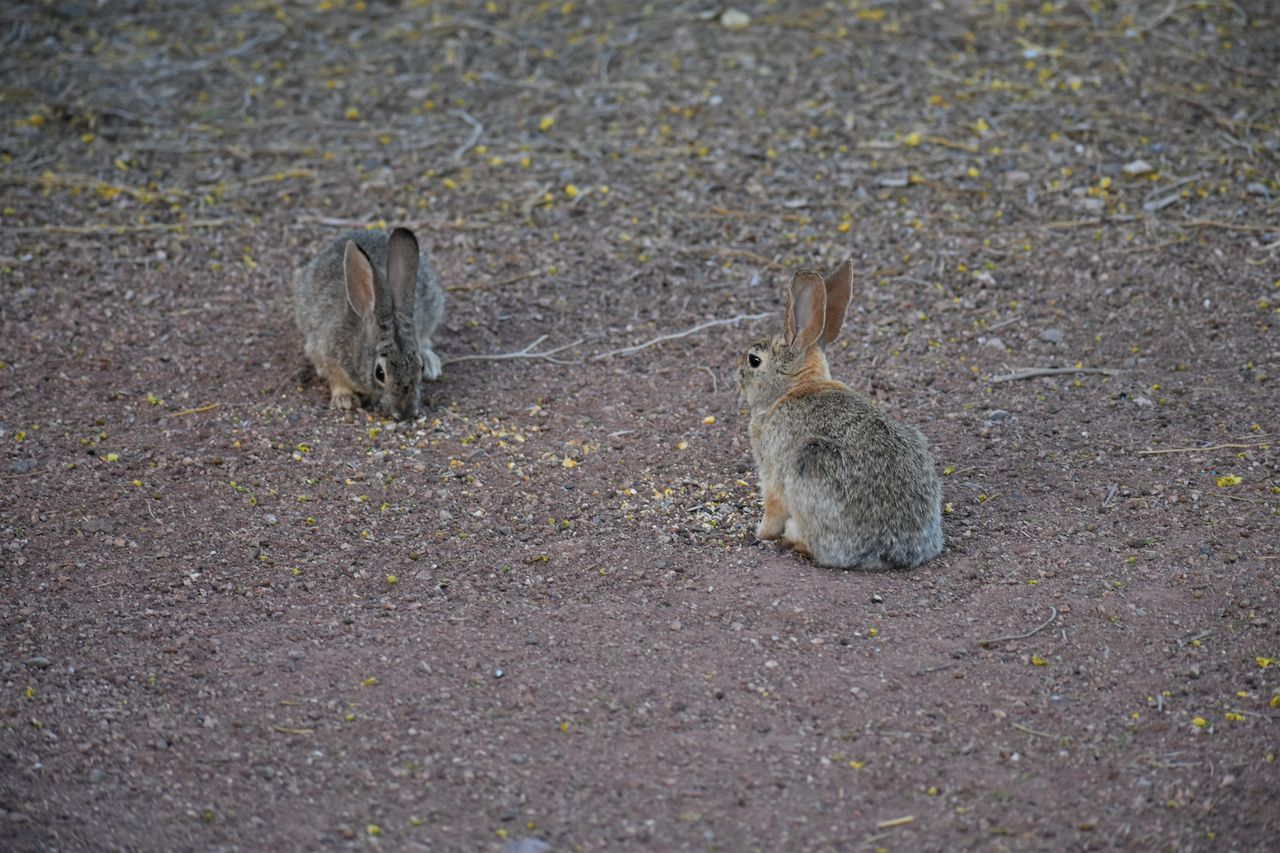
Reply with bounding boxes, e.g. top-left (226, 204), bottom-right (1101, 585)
top-left (2, 1), bottom-right (1278, 850)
